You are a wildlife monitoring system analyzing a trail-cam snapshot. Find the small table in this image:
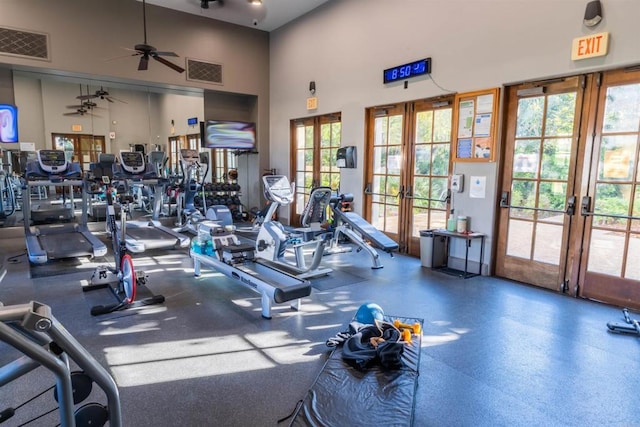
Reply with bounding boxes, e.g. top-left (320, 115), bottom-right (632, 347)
top-left (432, 229), bottom-right (485, 279)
